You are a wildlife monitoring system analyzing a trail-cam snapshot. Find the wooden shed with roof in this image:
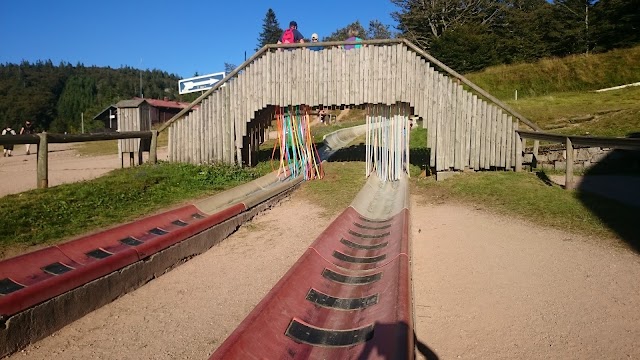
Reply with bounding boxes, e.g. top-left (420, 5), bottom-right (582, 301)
top-left (116, 98), bottom-right (151, 166)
